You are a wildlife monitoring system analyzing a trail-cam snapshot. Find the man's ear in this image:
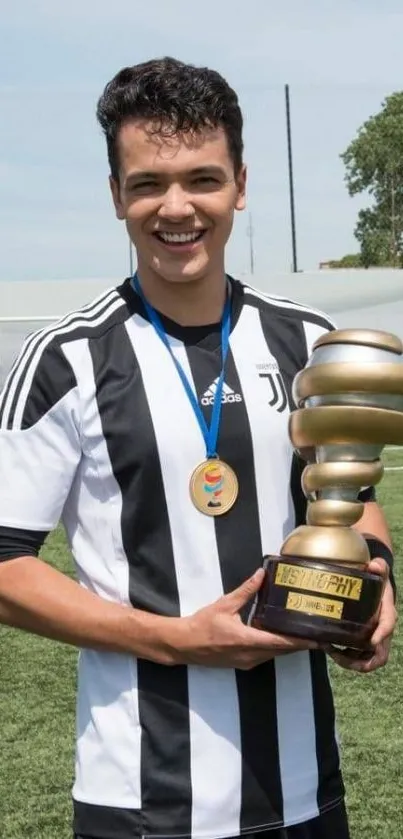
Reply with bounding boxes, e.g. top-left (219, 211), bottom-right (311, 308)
top-left (110, 175), bottom-right (125, 220)
top-left (235, 164), bottom-right (247, 212)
